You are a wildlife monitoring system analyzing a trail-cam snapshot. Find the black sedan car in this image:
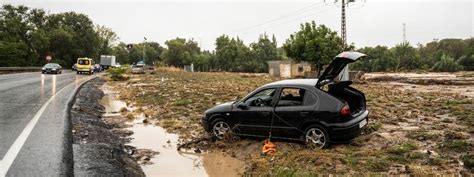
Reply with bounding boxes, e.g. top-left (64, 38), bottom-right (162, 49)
top-left (42, 63), bottom-right (62, 74)
top-left (202, 52), bottom-right (369, 148)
